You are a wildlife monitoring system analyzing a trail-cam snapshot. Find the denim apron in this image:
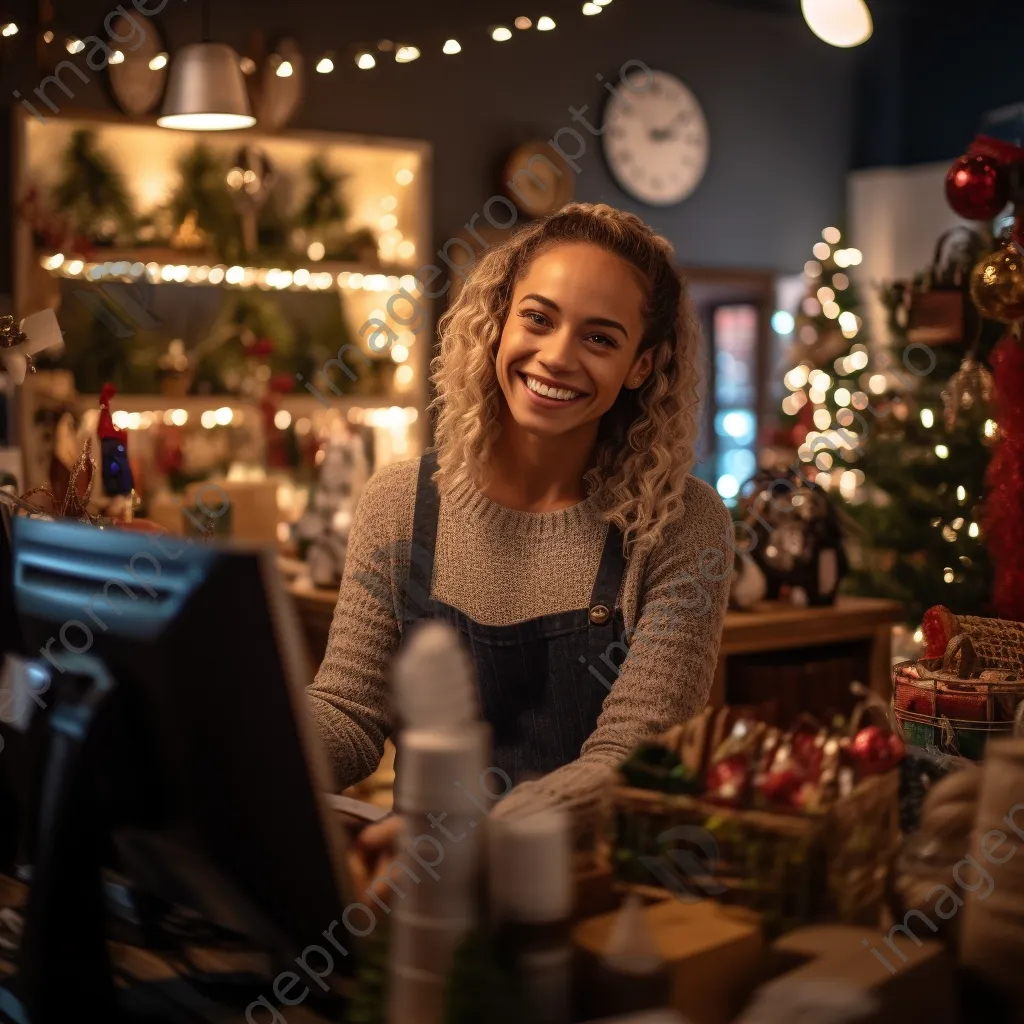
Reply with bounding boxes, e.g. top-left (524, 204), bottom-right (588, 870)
top-left (400, 450), bottom-right (629, 787)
